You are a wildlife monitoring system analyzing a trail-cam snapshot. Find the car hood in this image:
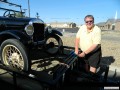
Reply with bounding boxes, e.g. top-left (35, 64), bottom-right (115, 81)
top-left (0, 17), bottom-right (44, 25)
top-left (0, 17), bottom-right (44, 30)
